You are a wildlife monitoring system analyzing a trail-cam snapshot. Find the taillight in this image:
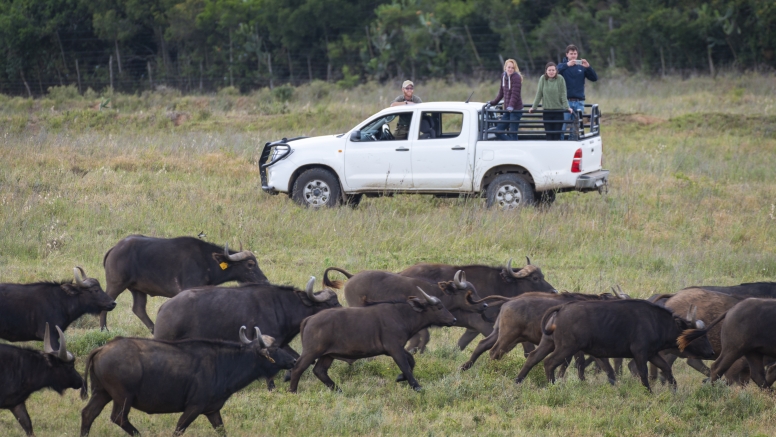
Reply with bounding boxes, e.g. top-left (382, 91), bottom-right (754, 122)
top-left (571, 148), bottom-right (582, 173)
